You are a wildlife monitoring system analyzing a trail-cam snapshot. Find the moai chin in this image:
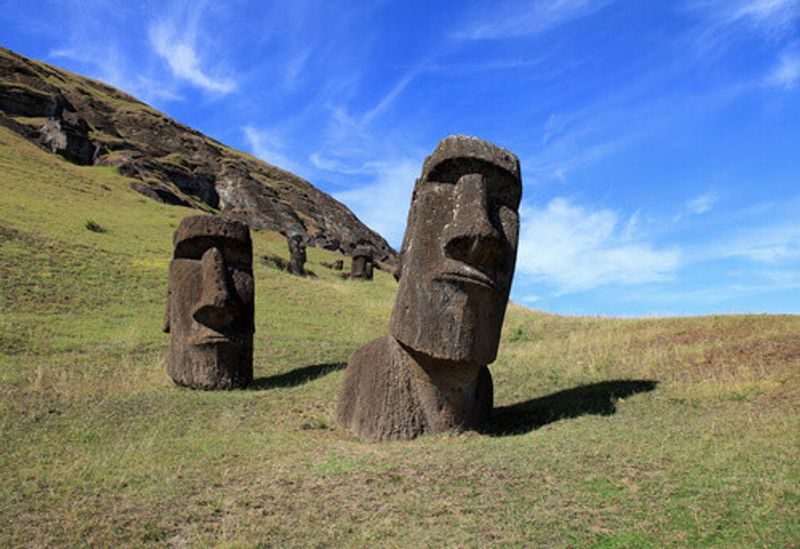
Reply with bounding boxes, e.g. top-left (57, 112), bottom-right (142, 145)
top-left (287, 233), bottom-right (307, 276)
top-left (164, 215), bottom-right (255, 389)
top-left (337, 135), bottom-right (522, 440)
top-left (351, 244), bottom-right (374, 280)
